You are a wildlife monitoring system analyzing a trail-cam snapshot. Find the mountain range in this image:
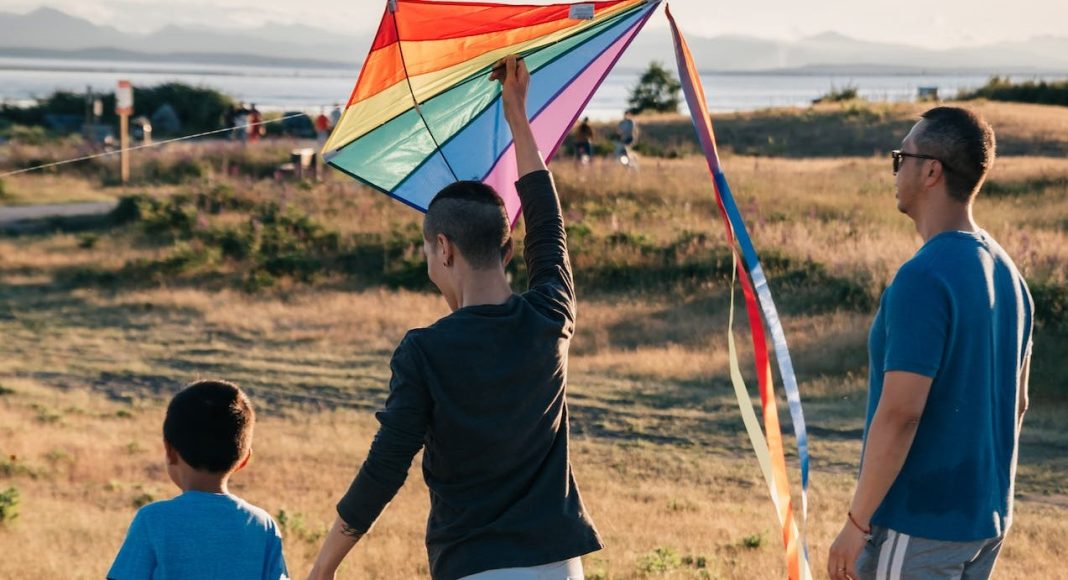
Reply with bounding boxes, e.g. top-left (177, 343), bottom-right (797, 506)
top-left (3, 7), bottom-right (1068, 73)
